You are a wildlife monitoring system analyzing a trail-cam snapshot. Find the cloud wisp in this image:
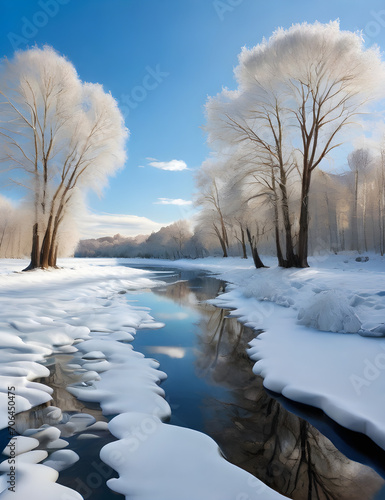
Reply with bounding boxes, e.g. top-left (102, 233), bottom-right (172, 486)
top-left (78, 212), bottom-right (171, 239)
top-left (145, 158), bottom-right (188, 171)
top-left (154, 198), bottom-right (192, 206)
